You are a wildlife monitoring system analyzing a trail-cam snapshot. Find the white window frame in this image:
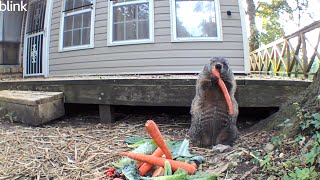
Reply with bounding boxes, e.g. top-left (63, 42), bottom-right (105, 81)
top-left (107, 0), bottom-right (154, 46)
top-left (170, 0), bottom-right (223, 42)
top-left (59, 0), bottom-right (95, 52)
